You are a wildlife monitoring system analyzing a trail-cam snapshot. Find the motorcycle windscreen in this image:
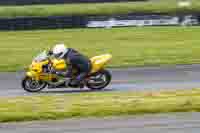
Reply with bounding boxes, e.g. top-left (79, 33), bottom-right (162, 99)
top-left (90, 54), bottom-right (112, 73)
